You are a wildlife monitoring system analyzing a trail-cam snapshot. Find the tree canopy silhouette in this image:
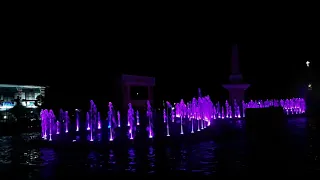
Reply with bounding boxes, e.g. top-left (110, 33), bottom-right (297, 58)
top-left (9, 96), bottom-right (28, 120)
top-left (9, 104), bottom-right (28, 120)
